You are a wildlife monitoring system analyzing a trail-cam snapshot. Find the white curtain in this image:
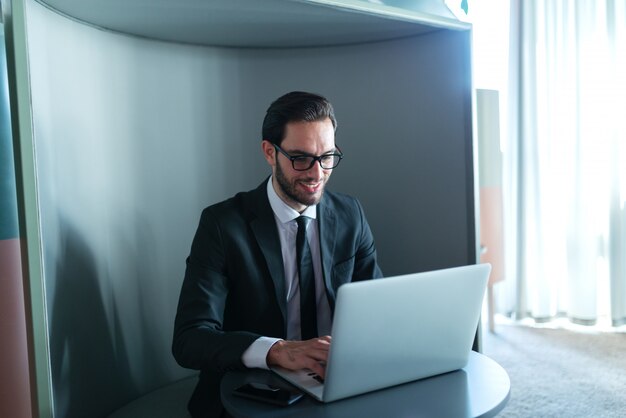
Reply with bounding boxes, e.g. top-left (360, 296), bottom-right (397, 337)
top-left (501, 0), bottom-right (626, 326)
